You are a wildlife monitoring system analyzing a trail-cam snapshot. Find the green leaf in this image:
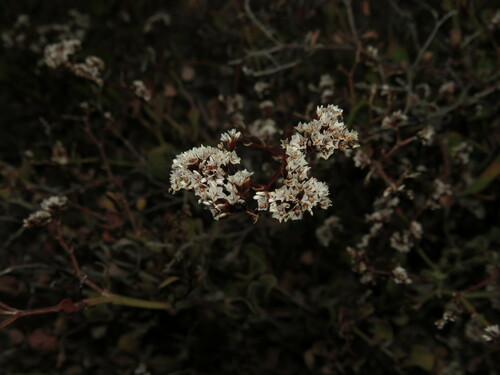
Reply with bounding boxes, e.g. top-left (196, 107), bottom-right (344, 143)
top-left (259, 274), bottom-right (277, 298)
top-left (404, 345), bottom-right (434, 371)
top-left (146, 144), bottom-right (177, 179)
top-left (460, 155), bottom-right (500, 196)
top-left (158, 276), bottom-right (180, 290)
top-left (389, 46), bottom-right (409, 64)
top-left (392, 314), bottom-right (409, 326)
top-left (370, 320), bottom-right (393, 342)
top-left (117, 332), bottom-right (140, 353)
top-left (357, 303), bottom-right (374, 319)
